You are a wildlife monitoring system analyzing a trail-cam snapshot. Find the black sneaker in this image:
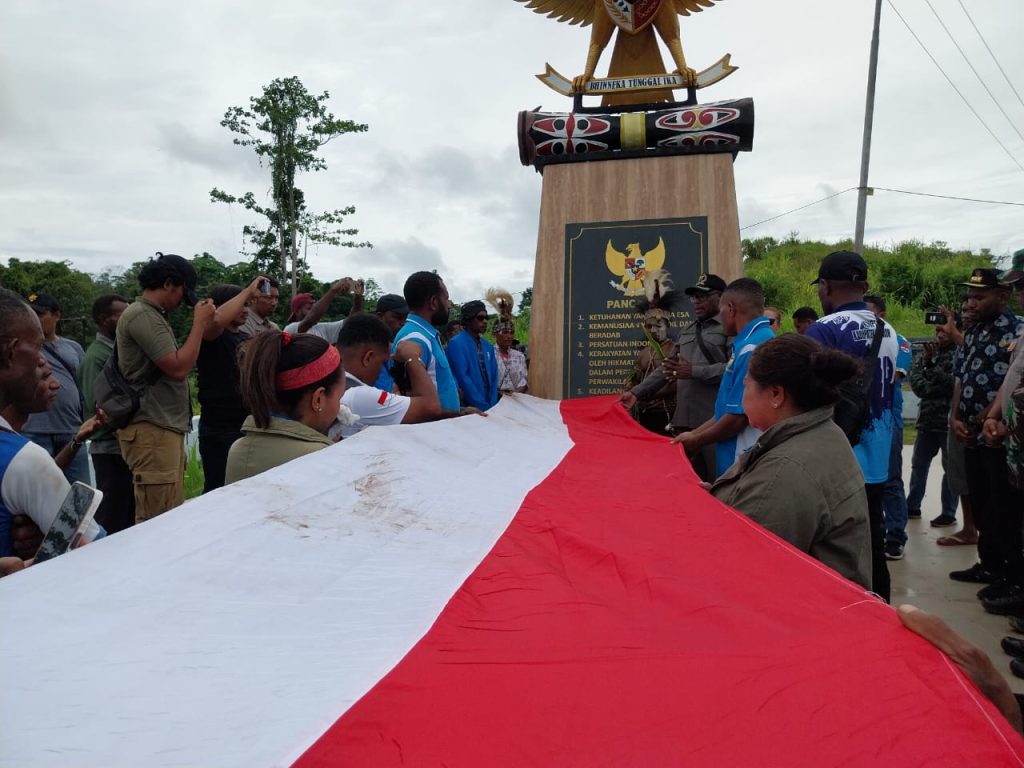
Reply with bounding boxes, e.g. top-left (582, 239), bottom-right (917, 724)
top-left (884, 541), bottom-right (905, 560)
top-left (950, 563), bottom-right (996, 583)
top-left (908, 508), bottom-right (922, 520)
top-left (1010, 615), bottom-right (1024, 635)
top-left (979, 579), bottom-right (1012, 600)
top-left (931, 514), bottom-right (957, 528)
